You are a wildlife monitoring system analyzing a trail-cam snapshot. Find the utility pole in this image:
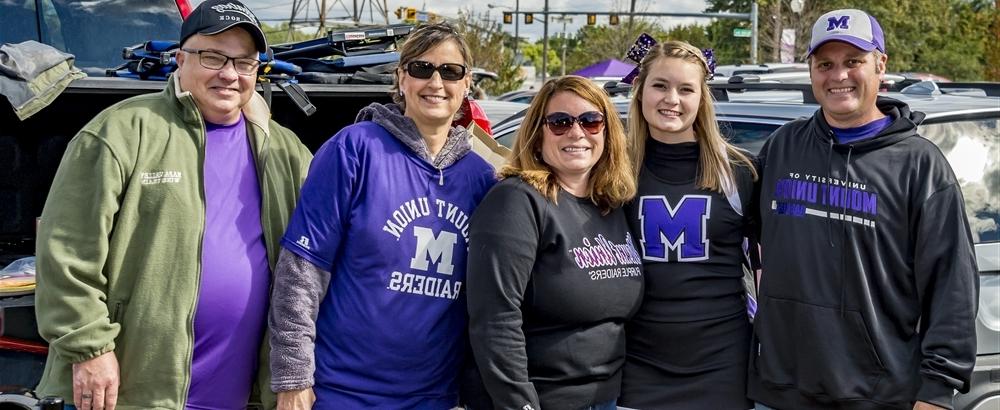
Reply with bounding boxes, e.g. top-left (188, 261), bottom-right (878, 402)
top-left (750, 1), bottom-right (759, 64)
top-left (318, 0), bottom-right (327, 37)
top-left (542, 0), bottom-right (549, 83)
top-left (550, 15), bottom-right (572, 76)
top-left (771, 0), bottom-right (782, 62)
top-left (629, 0), bottom-right (636, 27)
top-left (514, 0), bottom-right (520, 65)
